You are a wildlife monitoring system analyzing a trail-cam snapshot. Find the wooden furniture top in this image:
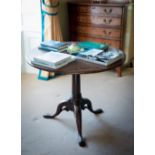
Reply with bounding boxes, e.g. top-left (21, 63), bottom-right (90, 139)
top-left (29, 48), bottom-right (125, 75)
top-left (67, 2), bottom-right (129, 7)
